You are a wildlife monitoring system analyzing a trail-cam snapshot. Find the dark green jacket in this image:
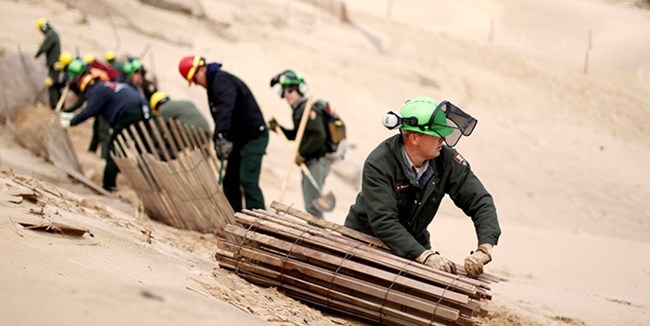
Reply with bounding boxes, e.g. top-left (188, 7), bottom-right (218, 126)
top-left (158, 100), bottom-right (210, 133)
top-left (35, 28), bottom-right (60, 68)
top-left (344, 134), bottom-right (501, 260)
top-left (280, 98), bottom-right (327, 161)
